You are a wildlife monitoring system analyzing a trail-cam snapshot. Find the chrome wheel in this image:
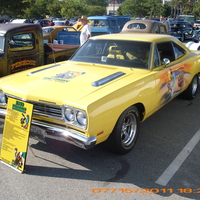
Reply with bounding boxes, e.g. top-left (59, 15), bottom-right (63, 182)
top-left (121, 112), bottom-right (137, 147)
top-left (180, 75), bottom-right (199, 100)
top-left (191, 75), bottom-right (198, 97)
top-left (105, 106), bottom-right (140, 154)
